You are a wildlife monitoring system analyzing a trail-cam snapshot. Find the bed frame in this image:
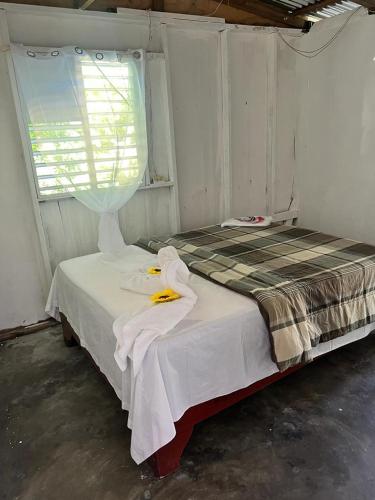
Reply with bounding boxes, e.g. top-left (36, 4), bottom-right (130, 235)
top-left (61, 313), bottom-right (303, 478)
